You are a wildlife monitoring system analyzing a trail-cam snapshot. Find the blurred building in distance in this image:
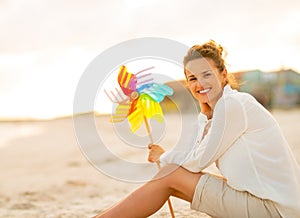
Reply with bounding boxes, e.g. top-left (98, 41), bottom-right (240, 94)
top-left (234, 68), bottom-right (300, 110)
